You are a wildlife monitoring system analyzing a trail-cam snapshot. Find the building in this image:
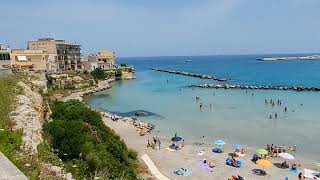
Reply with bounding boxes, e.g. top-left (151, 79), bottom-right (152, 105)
top-left (83, 49), bottom-right (116, 71)
top-left (83, 54), bottom-right (98, 71)
top-left (27, 38), bottom-right (82, 71)
top-left (97, 49), bottom-right (116, 69)
top-left (11, 49), bottom-right (54, 71)
top-left (0, 44), bottom-right (11, 69)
